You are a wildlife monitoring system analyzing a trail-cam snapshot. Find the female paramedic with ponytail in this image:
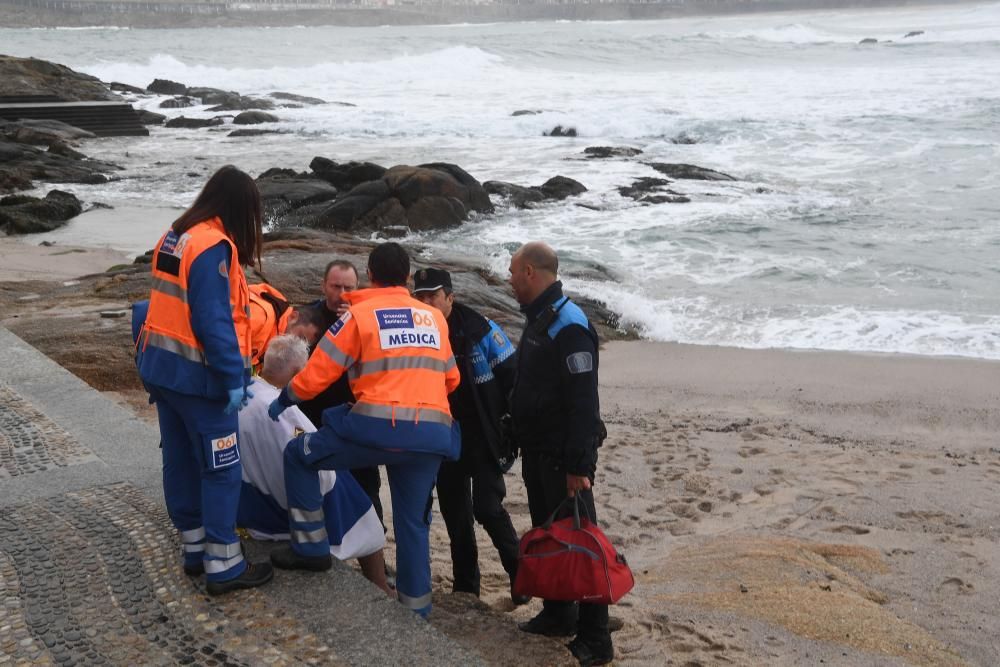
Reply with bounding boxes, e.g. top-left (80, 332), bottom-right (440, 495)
top-left (135, 165), bottom-right (273, 595)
